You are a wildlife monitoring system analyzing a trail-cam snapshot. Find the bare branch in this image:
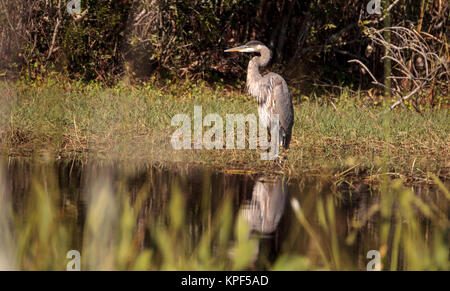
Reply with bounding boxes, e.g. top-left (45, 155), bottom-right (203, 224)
top-left (351, 26), bottom-right (448, 112)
